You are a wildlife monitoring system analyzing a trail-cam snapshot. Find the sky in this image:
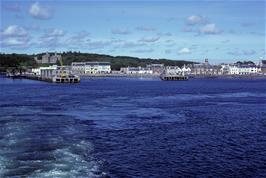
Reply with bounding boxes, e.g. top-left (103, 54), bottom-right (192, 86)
top-left (0, 0), bottom-right (265, 63)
